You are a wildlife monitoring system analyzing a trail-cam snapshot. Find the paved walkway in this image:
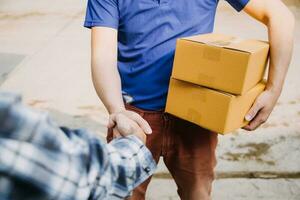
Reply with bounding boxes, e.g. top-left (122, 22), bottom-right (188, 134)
top-left (0, 0), bottom-right (300, 199)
